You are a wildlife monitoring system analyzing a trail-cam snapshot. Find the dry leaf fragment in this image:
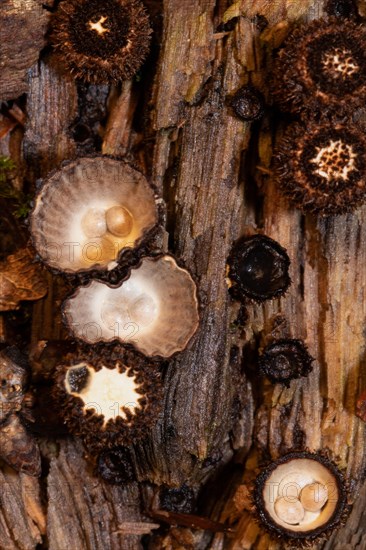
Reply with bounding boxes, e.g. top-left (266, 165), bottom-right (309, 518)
top-left (0, 247), bottom-right (48, 311)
